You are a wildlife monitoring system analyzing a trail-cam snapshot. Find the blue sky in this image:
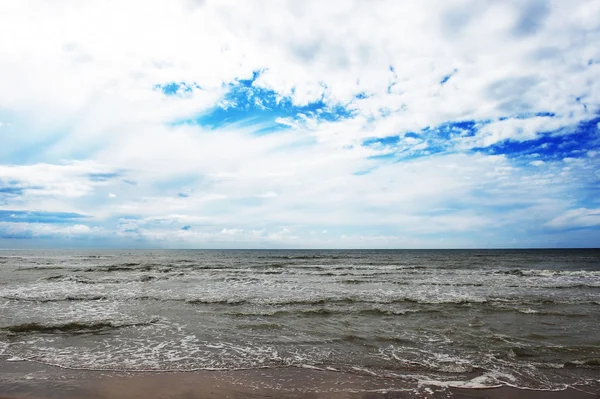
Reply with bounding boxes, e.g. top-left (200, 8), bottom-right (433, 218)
top-left (0, 0), bottom-right (599, 248)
